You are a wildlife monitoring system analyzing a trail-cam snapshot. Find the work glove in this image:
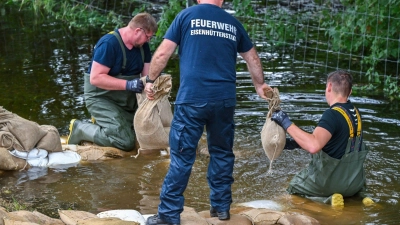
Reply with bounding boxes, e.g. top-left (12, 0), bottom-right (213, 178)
top-left (271, 110), bottom-right (293, 131)
top-left (126, 78), bottom-right (144, 93)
